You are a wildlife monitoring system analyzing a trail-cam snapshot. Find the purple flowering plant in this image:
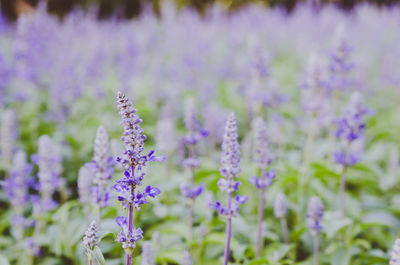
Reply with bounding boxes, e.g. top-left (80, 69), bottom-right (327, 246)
top-left (114, 91), bottom-right (164, 265)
